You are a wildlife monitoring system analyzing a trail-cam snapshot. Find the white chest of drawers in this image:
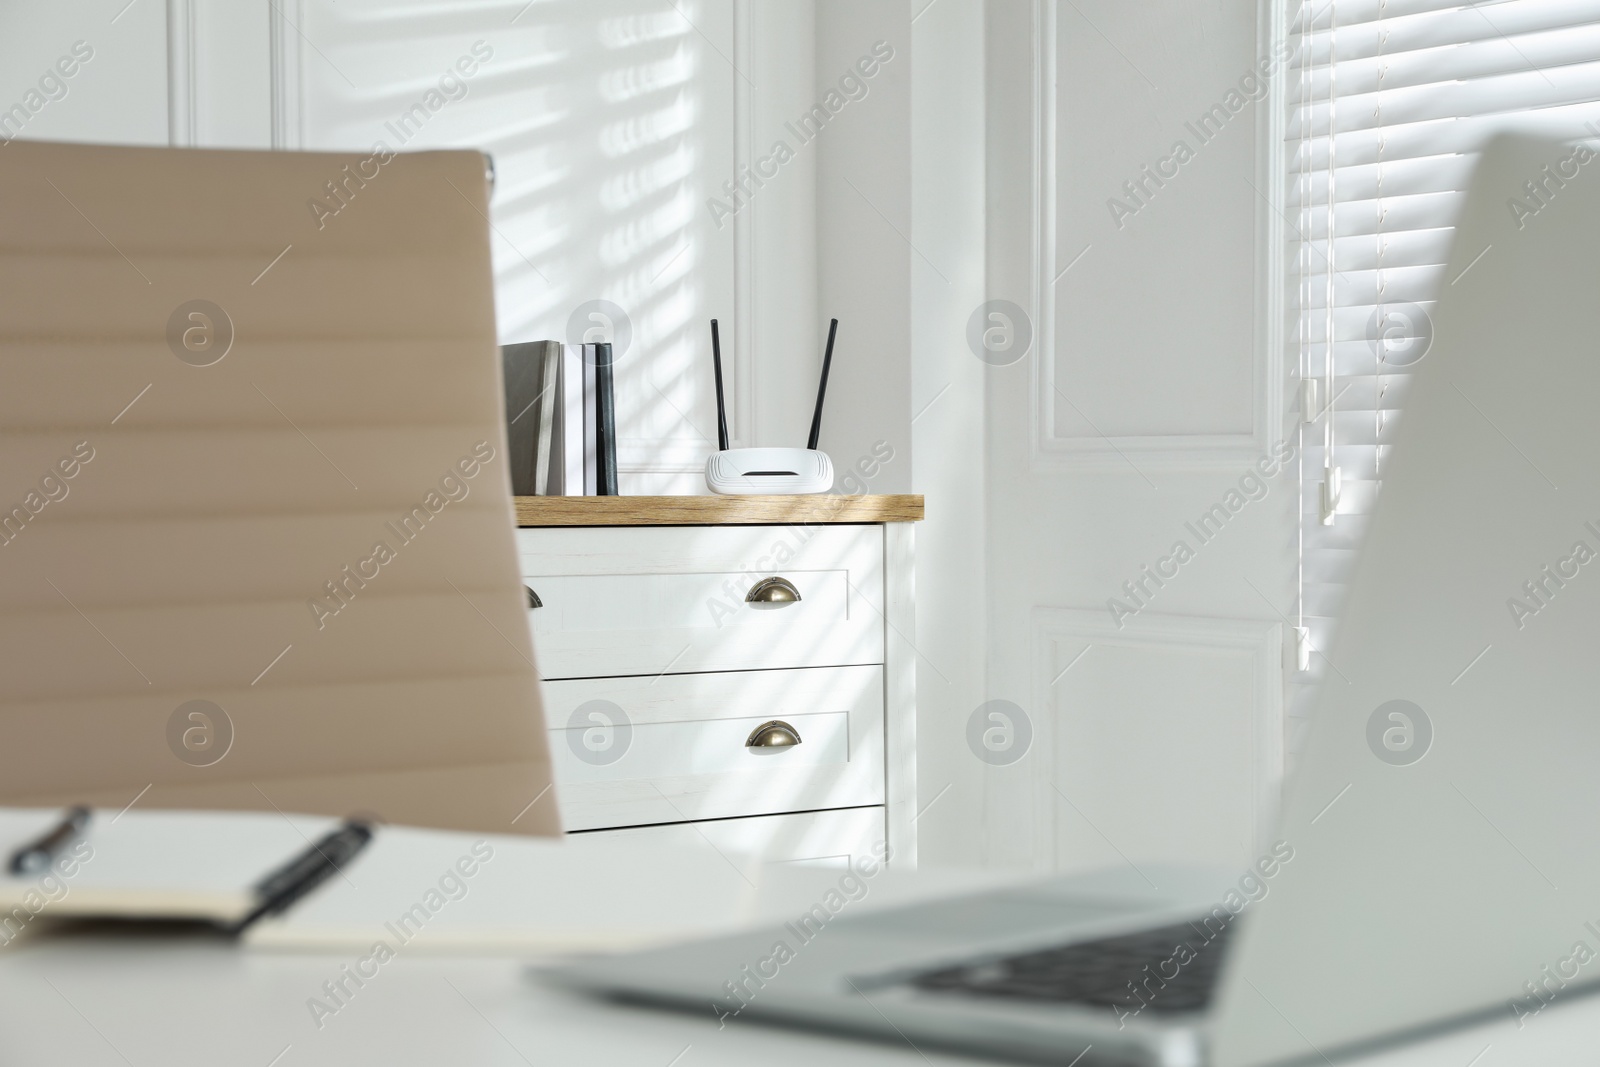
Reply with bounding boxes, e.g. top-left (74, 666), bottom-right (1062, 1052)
top-left (515, 495), bottom-right (921, 869)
